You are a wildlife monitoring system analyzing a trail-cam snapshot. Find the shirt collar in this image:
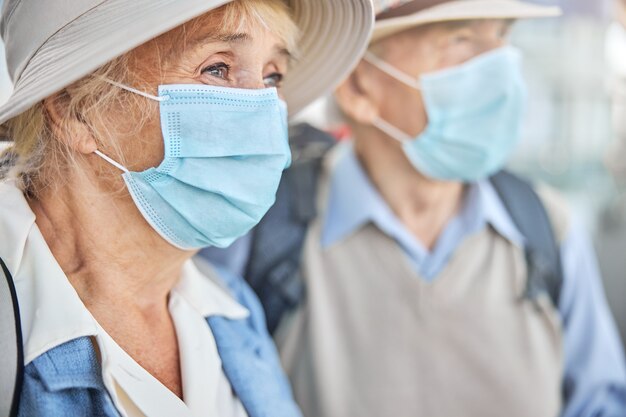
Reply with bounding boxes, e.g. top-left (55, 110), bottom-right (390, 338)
top-left (322, 143), bottom-right (400, 247)
top-left (175, 259), bottom-right (249, 320)
top-left (0, 180), bottom-right (99, 366)
top-left (321, 144), bottom-right (525, 249)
